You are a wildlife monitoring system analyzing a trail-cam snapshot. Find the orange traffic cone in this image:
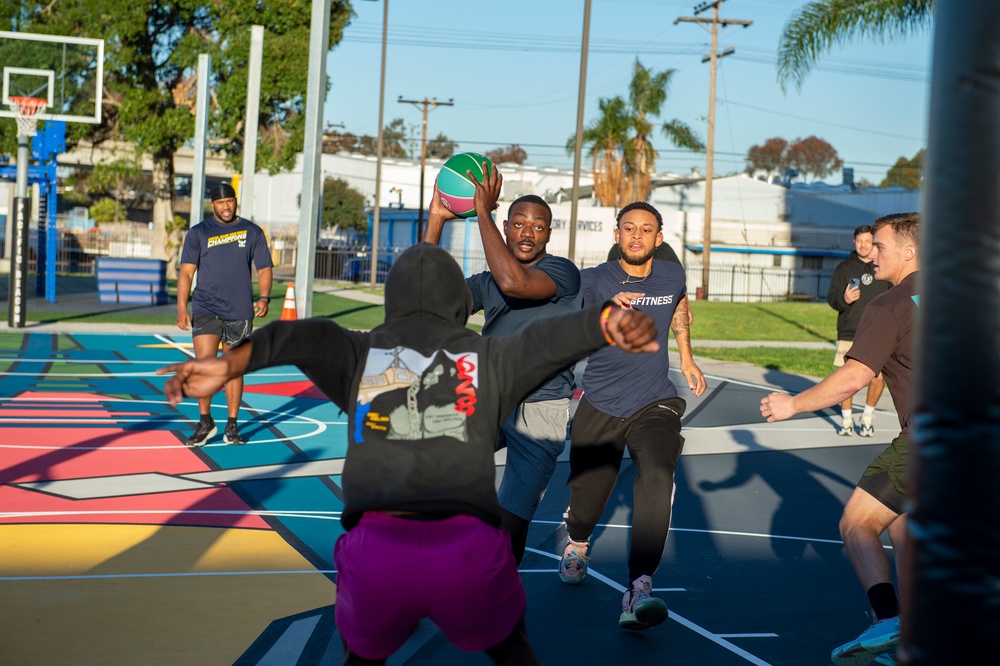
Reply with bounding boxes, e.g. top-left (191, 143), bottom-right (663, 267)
top-left (280, 282), bottom-right (297, 320)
